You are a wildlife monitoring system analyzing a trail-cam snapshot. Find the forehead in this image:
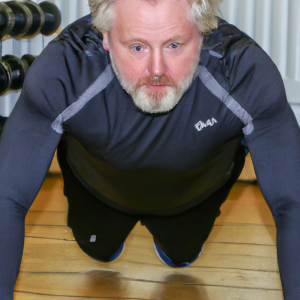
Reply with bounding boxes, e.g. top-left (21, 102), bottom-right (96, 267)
top-left (112, 0), bottom-right (196, 40)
